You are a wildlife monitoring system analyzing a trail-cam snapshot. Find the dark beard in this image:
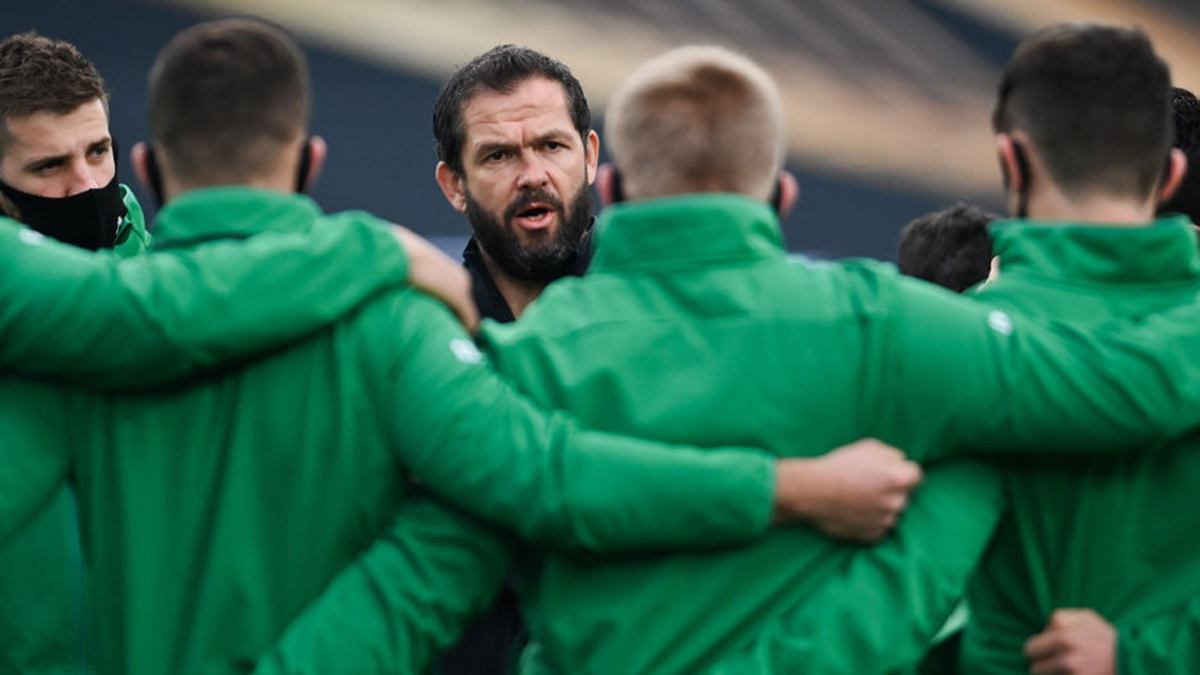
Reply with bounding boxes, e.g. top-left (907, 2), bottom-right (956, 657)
top-left (465, 182), bottom-right (592, 284)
